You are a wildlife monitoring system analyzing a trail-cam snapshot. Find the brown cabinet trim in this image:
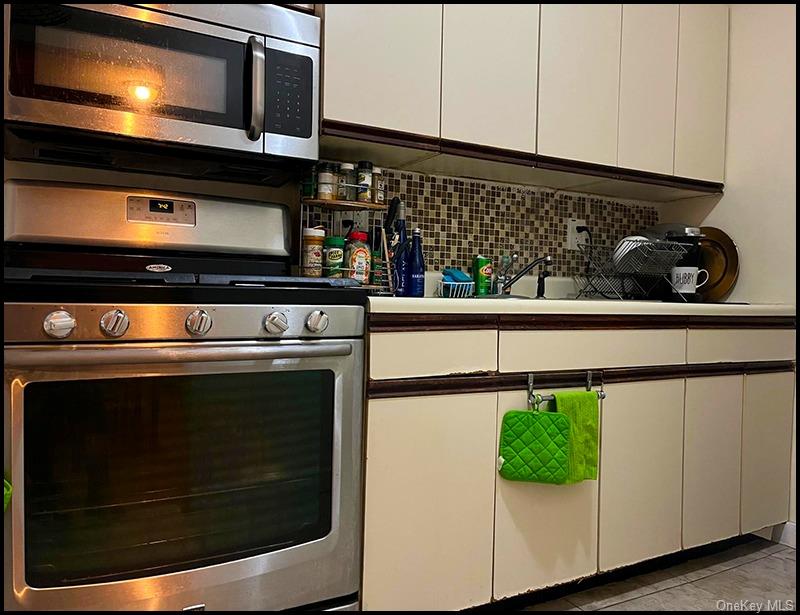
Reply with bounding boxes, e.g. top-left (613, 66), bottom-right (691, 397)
top-left (498, 314), bottom-right (797, 330)
top-left (535, 154), bottom-right (723, 193)
top-left (321, 120), bottom-right (440, 152)
top-left (369, 313), bottom-right (796, 332)
top-left (321, 121), bottom-right (724, 193)
top-left (367, 361), bottom-right (795, 399)
top-left (369, 313), bottom-right (499, 332)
